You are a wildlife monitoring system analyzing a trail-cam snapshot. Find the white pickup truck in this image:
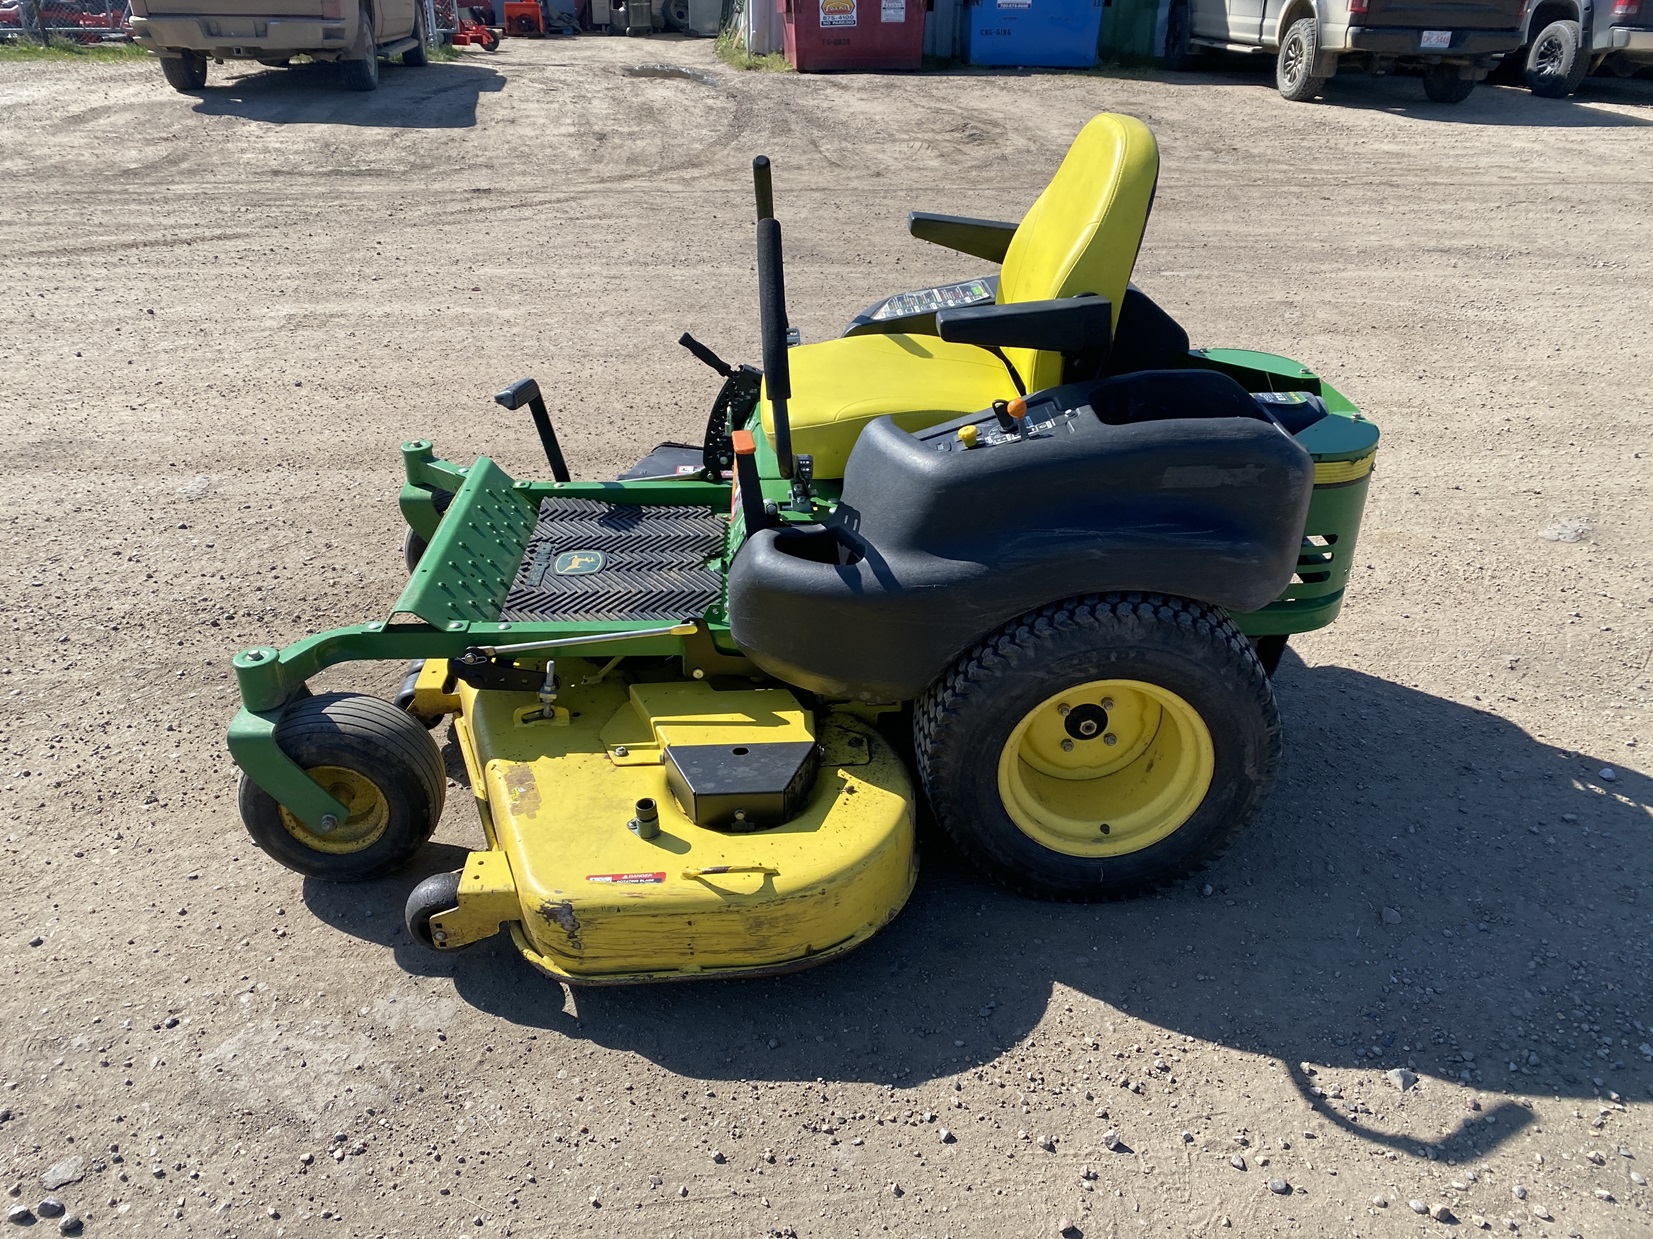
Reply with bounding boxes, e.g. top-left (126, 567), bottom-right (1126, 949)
top-left (1164, 0), bottom-right (1527, 102)
top-left (129, 0), bottom-right (431, 93)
